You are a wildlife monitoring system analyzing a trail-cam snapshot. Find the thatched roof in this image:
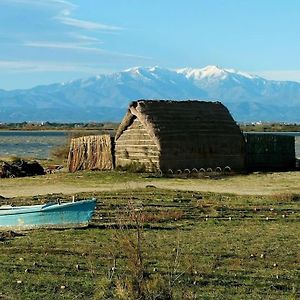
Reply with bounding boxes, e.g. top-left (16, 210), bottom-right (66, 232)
top-left (115, 100), bottom-right (242, 151)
